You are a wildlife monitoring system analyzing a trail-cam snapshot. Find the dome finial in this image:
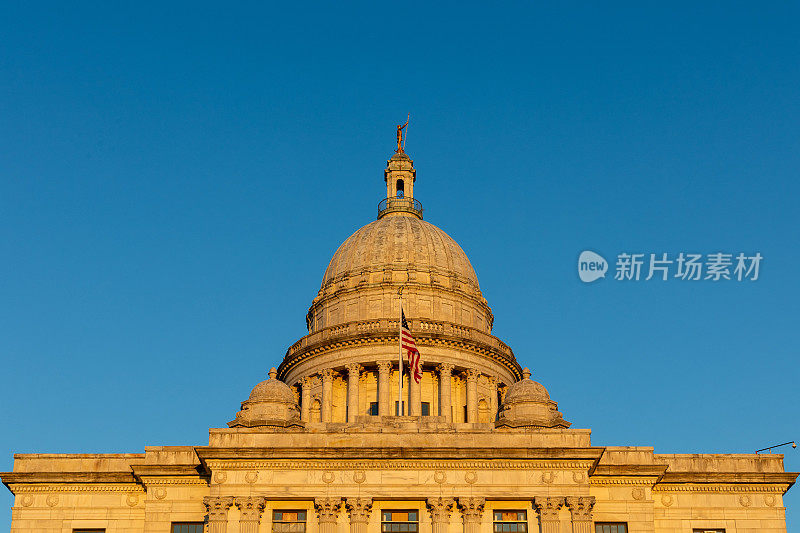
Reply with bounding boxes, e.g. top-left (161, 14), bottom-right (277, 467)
top-left (379, 122), bottom-right (422, 220)
top-left (522, 367), bottom-right (531, 380)
top-left (269, 367), bottom-right (277, 380)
